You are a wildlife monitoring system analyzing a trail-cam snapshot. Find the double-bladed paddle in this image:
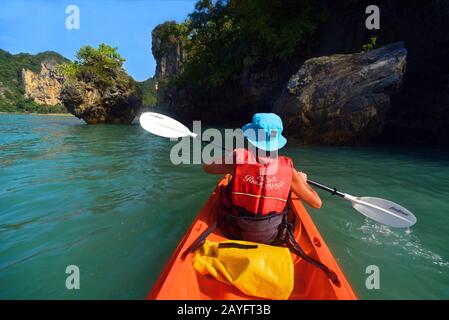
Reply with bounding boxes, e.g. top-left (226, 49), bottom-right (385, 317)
top-left (139, 112), bottom-right (417, 228)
